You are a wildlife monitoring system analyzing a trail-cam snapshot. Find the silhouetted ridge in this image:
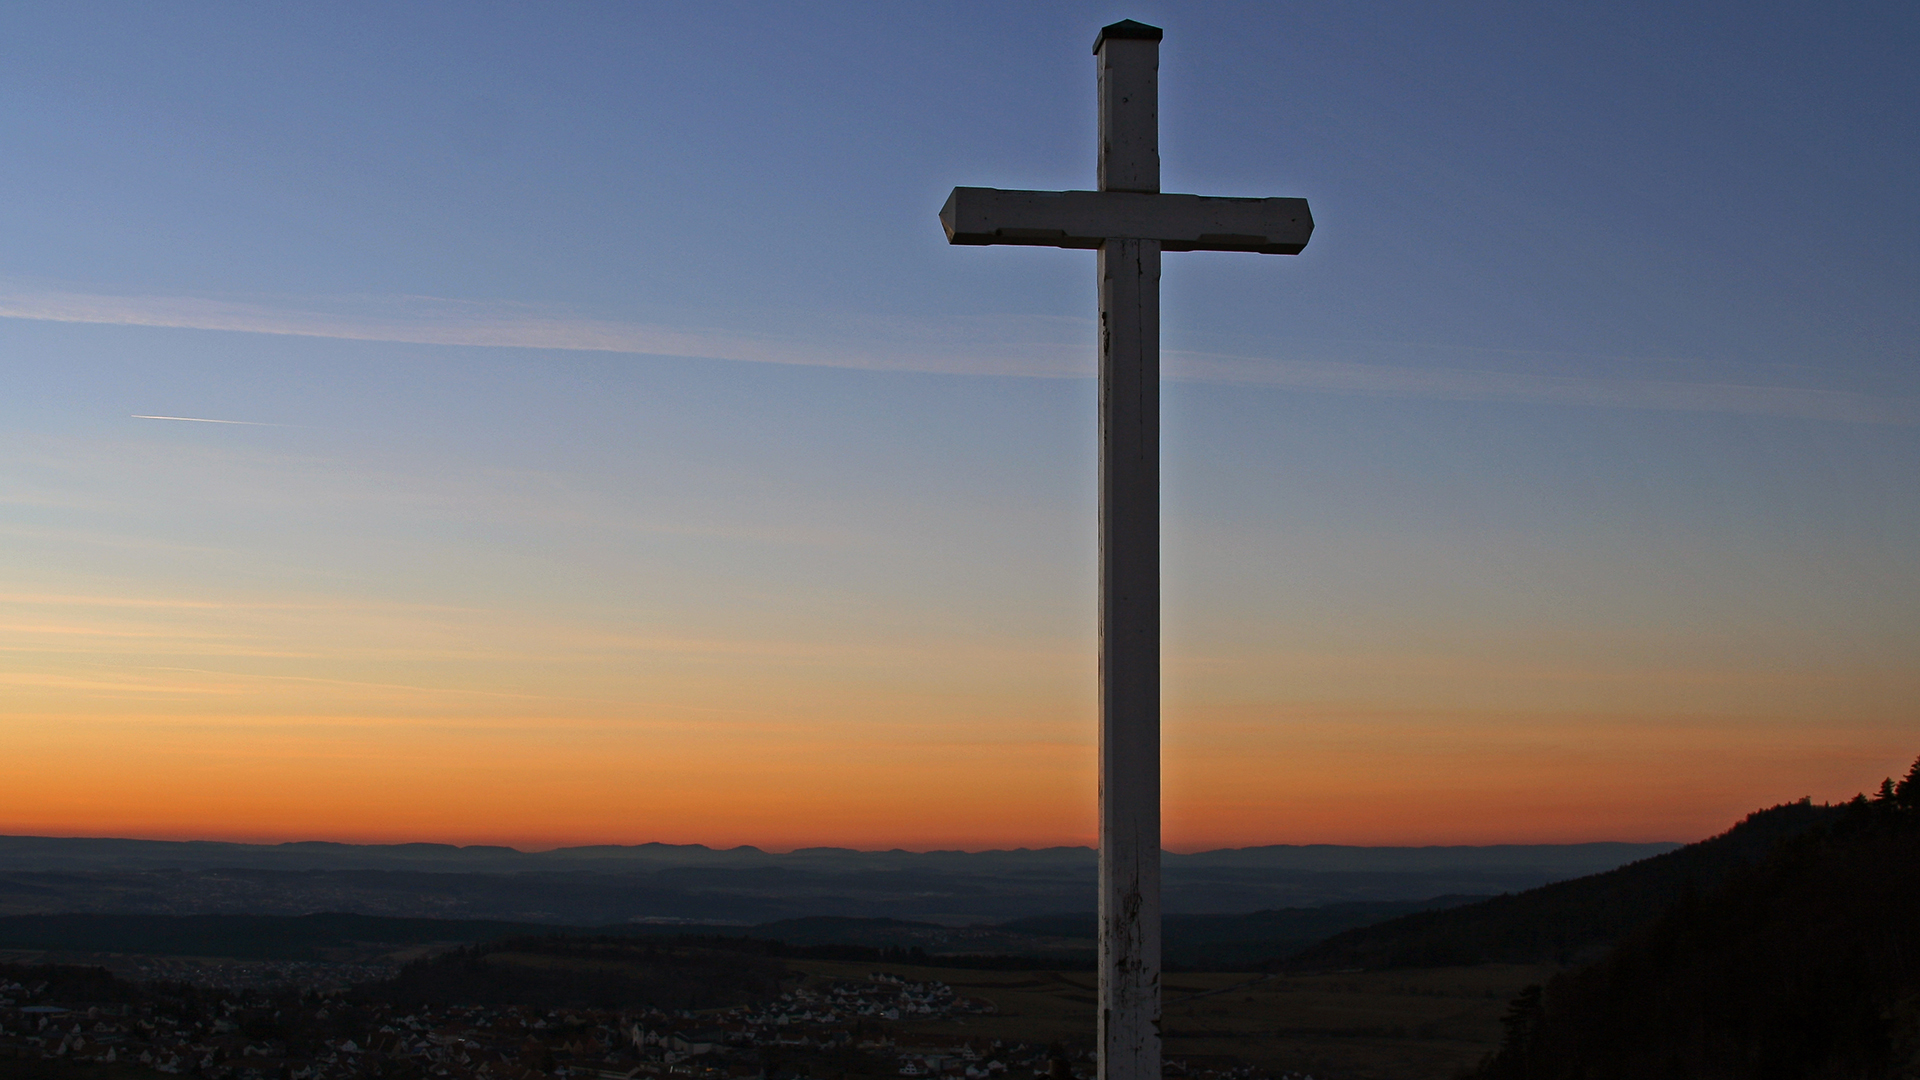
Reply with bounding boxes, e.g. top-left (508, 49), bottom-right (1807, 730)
top-left (1475, 756), bottom-right (1920, 1079)
top-left (1286, 798), bottom-right (1840, 970)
